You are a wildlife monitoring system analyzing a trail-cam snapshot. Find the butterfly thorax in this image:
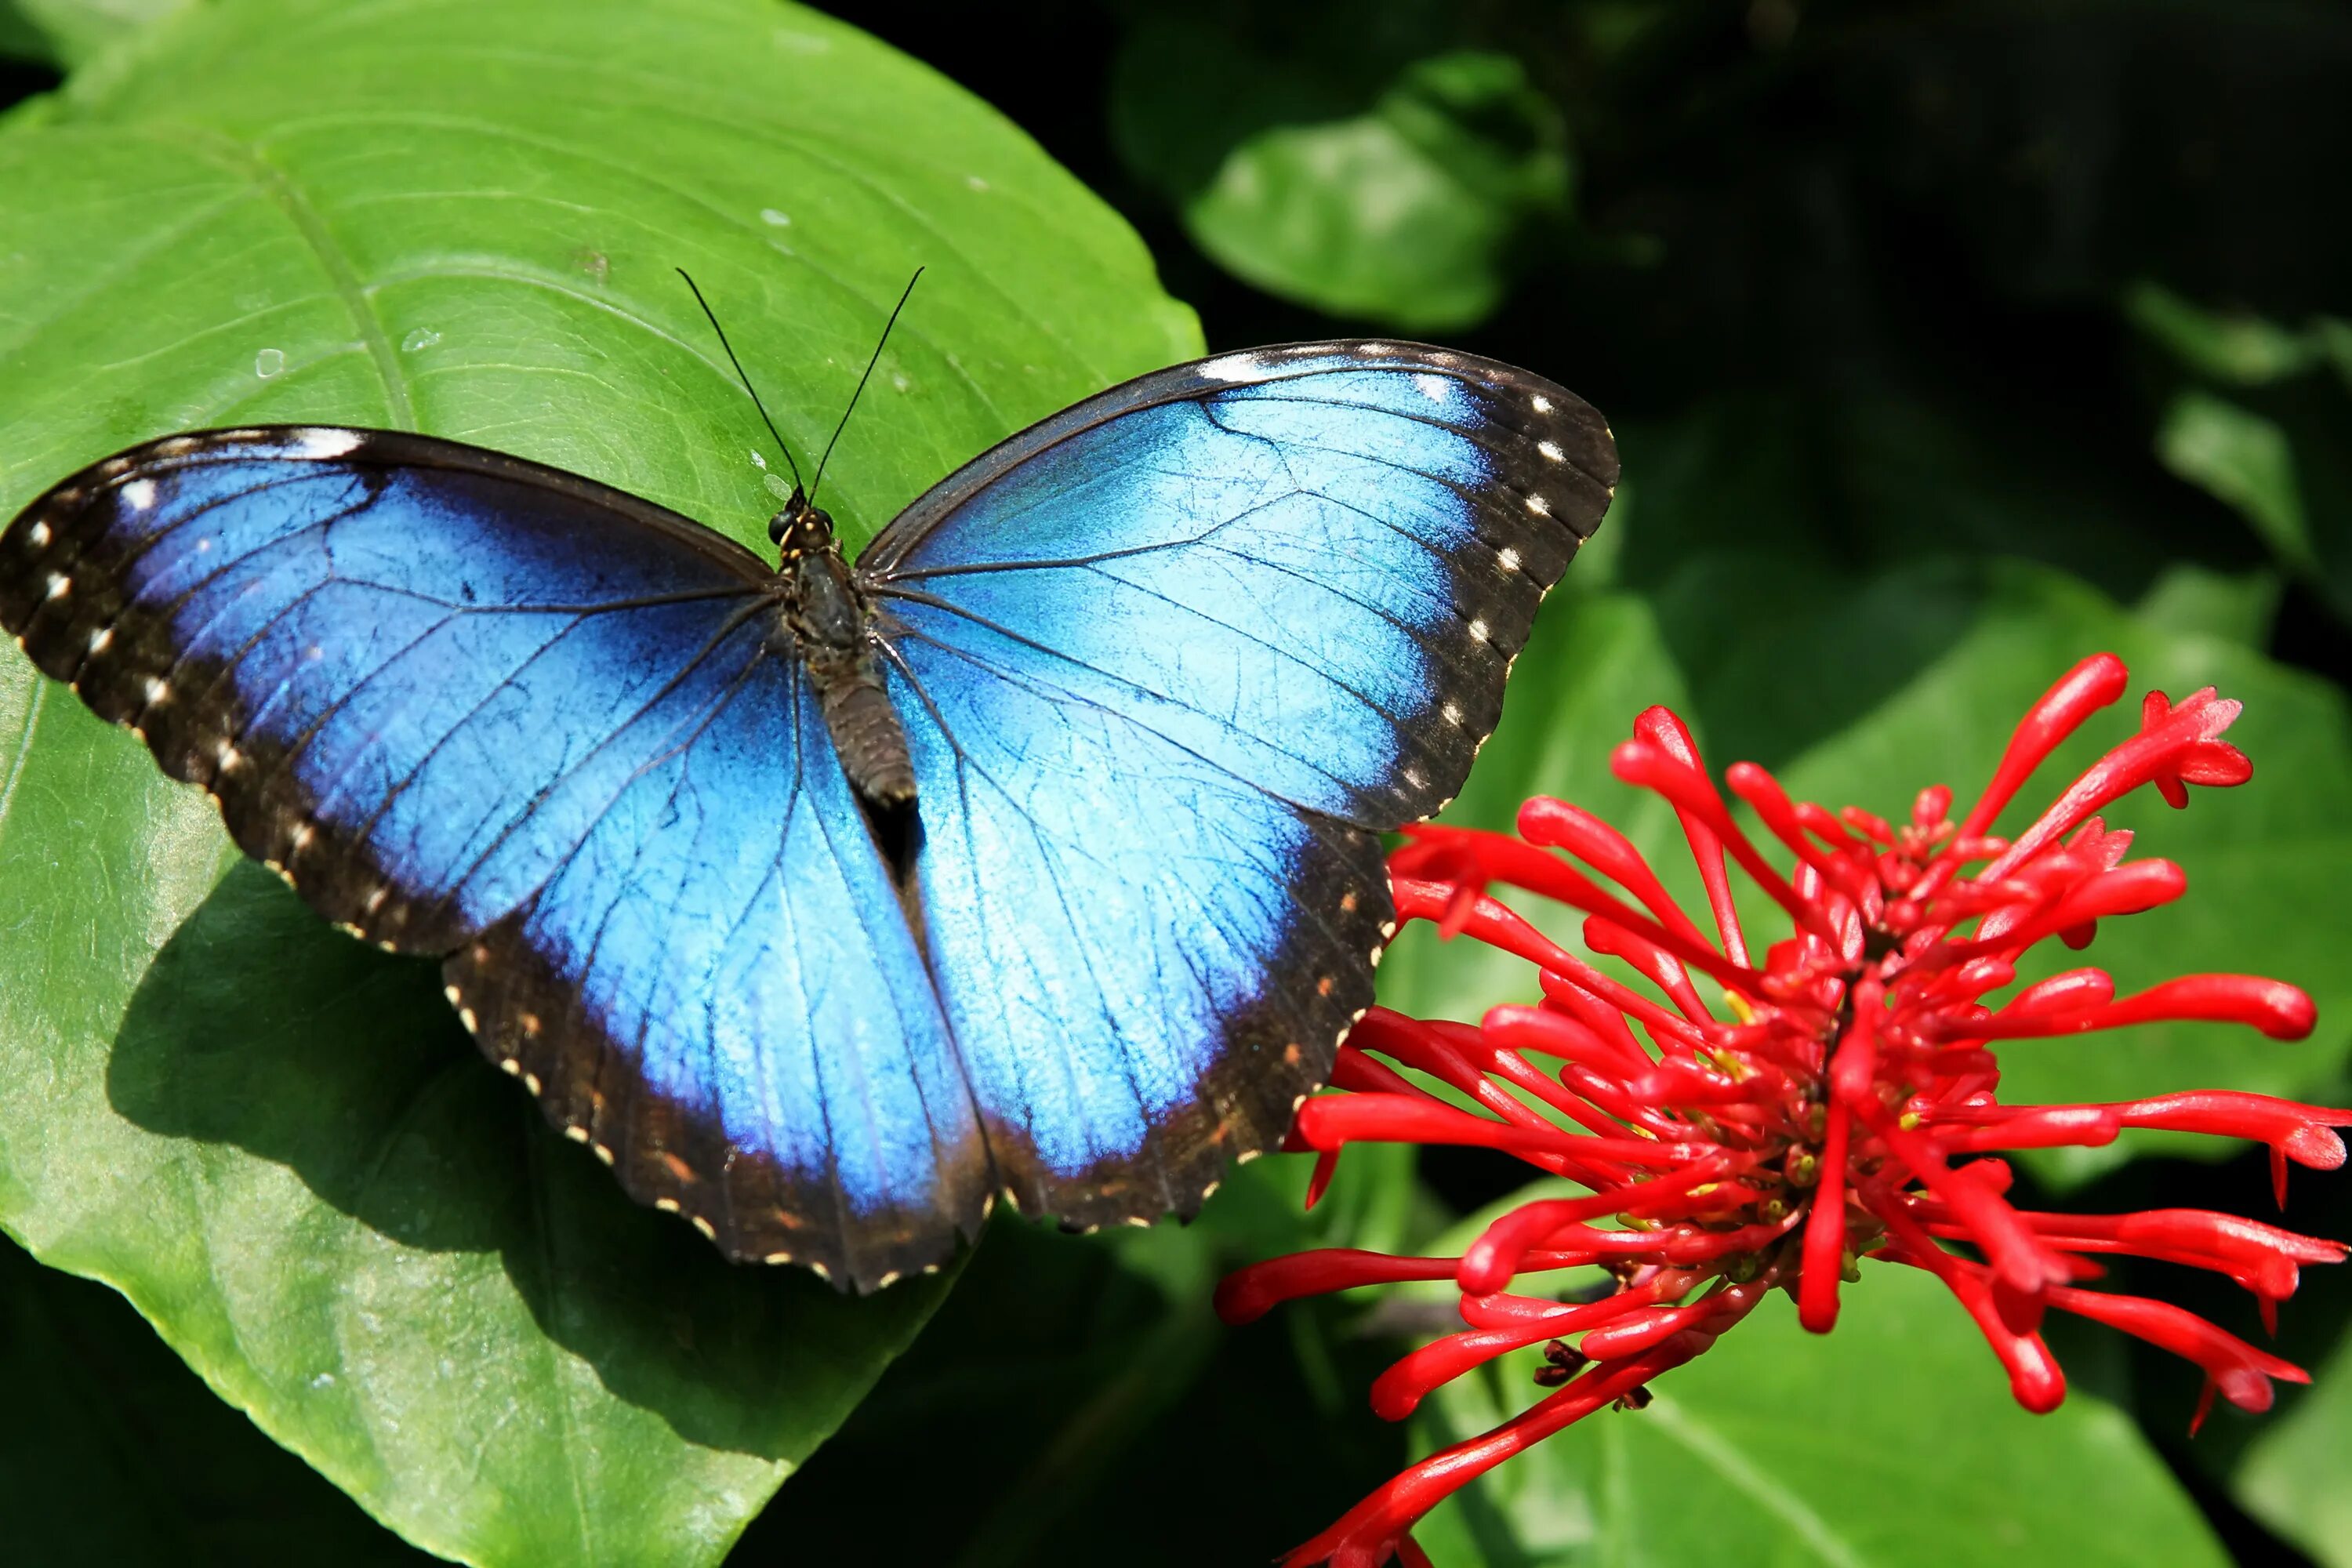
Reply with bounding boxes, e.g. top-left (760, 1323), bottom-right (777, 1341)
top-left (769, 491), bottom-right (917, 811)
